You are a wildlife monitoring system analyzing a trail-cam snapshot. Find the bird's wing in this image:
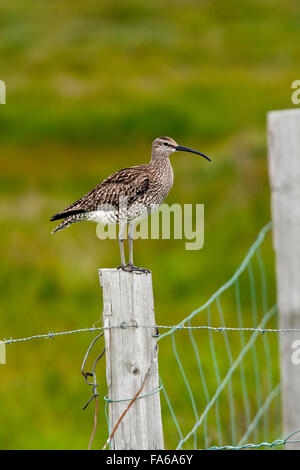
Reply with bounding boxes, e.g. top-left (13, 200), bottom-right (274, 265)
top-left (98, 165), bottom-right (151, 205)
top-left (50, 165), bottom-right (150, 221)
